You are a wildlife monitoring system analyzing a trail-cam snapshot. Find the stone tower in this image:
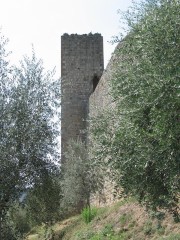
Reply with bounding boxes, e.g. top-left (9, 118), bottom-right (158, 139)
top-left (61, 33), bottom-right (104, 161)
